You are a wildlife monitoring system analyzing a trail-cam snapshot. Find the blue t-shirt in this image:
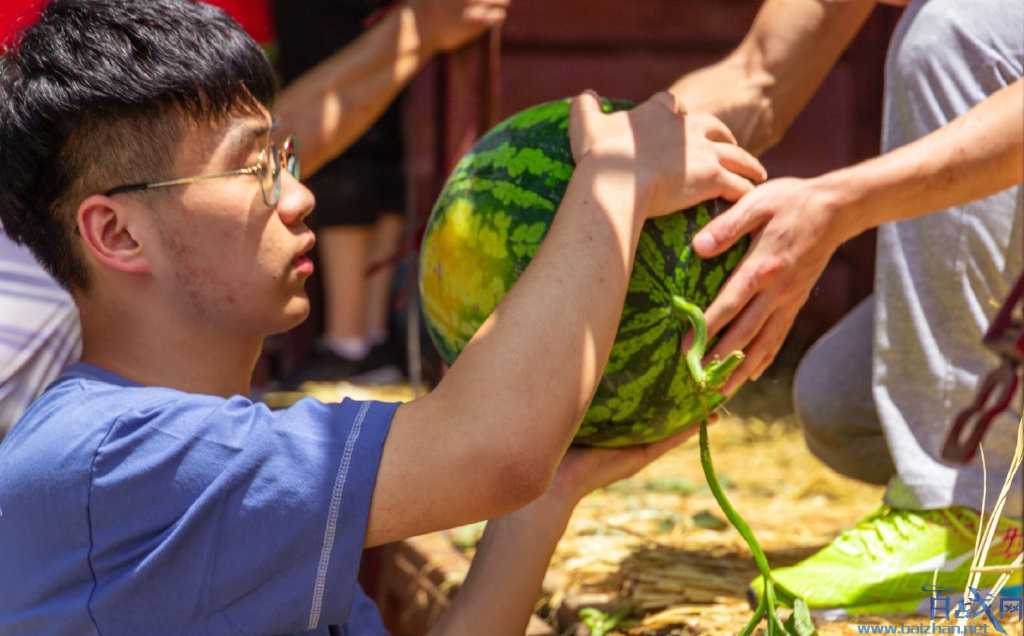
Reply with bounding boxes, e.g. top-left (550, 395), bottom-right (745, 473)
top-left (0, 363), bottom-right (397, 636)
